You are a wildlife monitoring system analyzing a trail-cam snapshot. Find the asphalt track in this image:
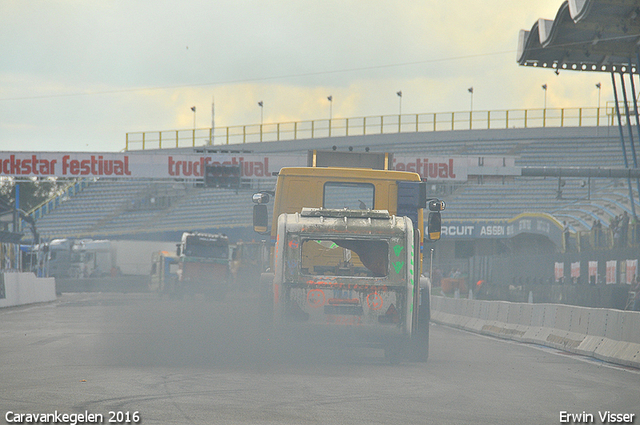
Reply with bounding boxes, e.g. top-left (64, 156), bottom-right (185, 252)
top-left (1, 291), bottom-right (638, 425)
